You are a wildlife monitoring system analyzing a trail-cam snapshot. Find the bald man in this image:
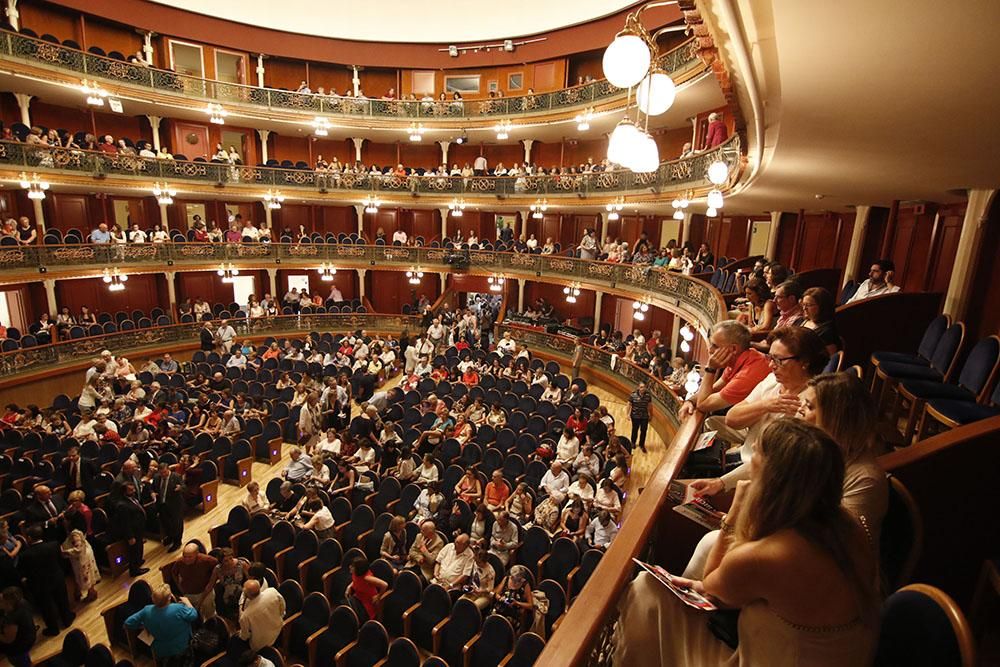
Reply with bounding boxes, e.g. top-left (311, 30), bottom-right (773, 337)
top-left (432, 533), bottom-right (474, 590)
top-left (163, 543), bottom-right (217, 617)
top-left (238, 579), bottom-right (286, 651)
